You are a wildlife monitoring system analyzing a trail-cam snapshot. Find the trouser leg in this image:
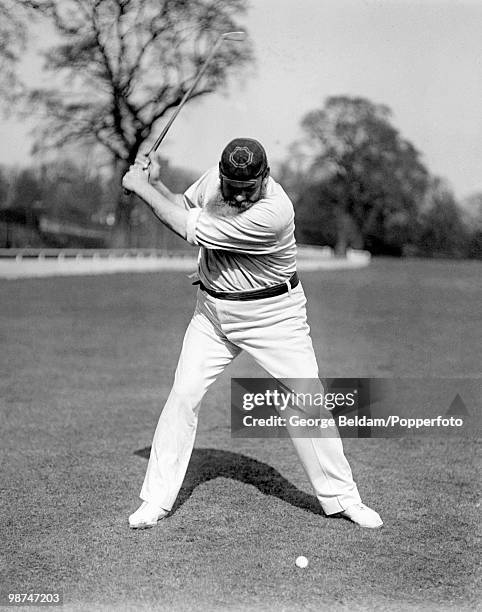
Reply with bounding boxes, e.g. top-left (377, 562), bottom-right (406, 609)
top-left (225, 285), bottom-right (361, 515)
top-left (140, 305), bottom-right (240, 510)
